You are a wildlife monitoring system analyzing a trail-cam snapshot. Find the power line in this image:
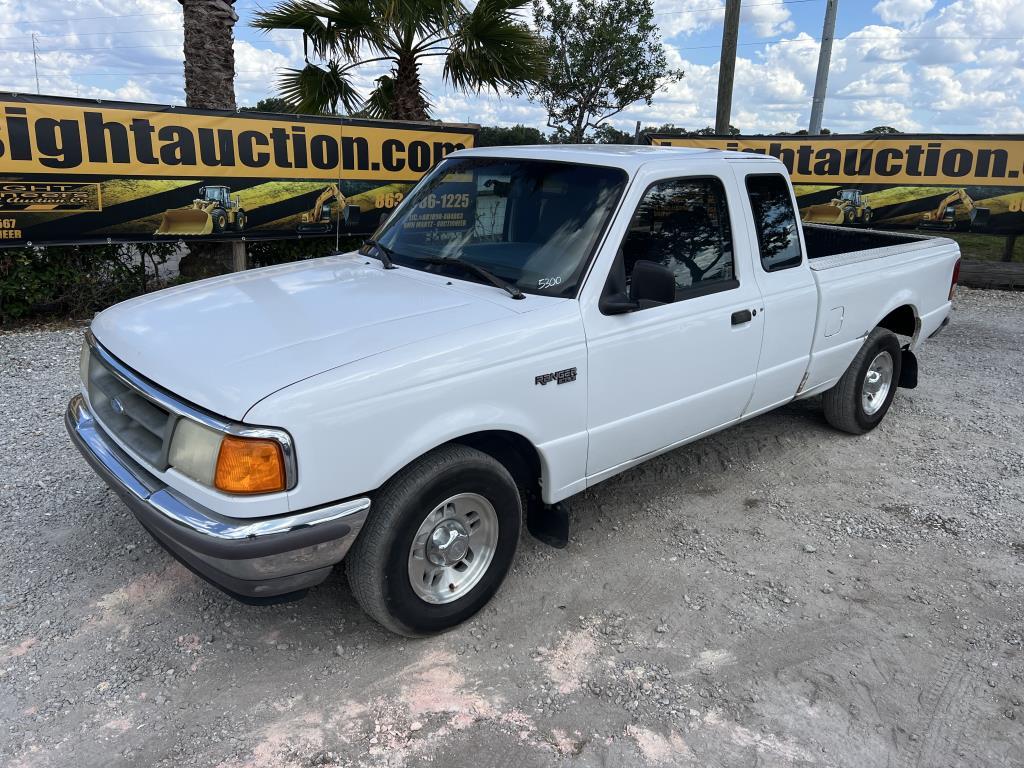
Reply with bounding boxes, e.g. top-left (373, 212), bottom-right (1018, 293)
top-left (654, 0), bottom-right (822, 16)
top-left (3, 2), bottom-right (262, 26)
